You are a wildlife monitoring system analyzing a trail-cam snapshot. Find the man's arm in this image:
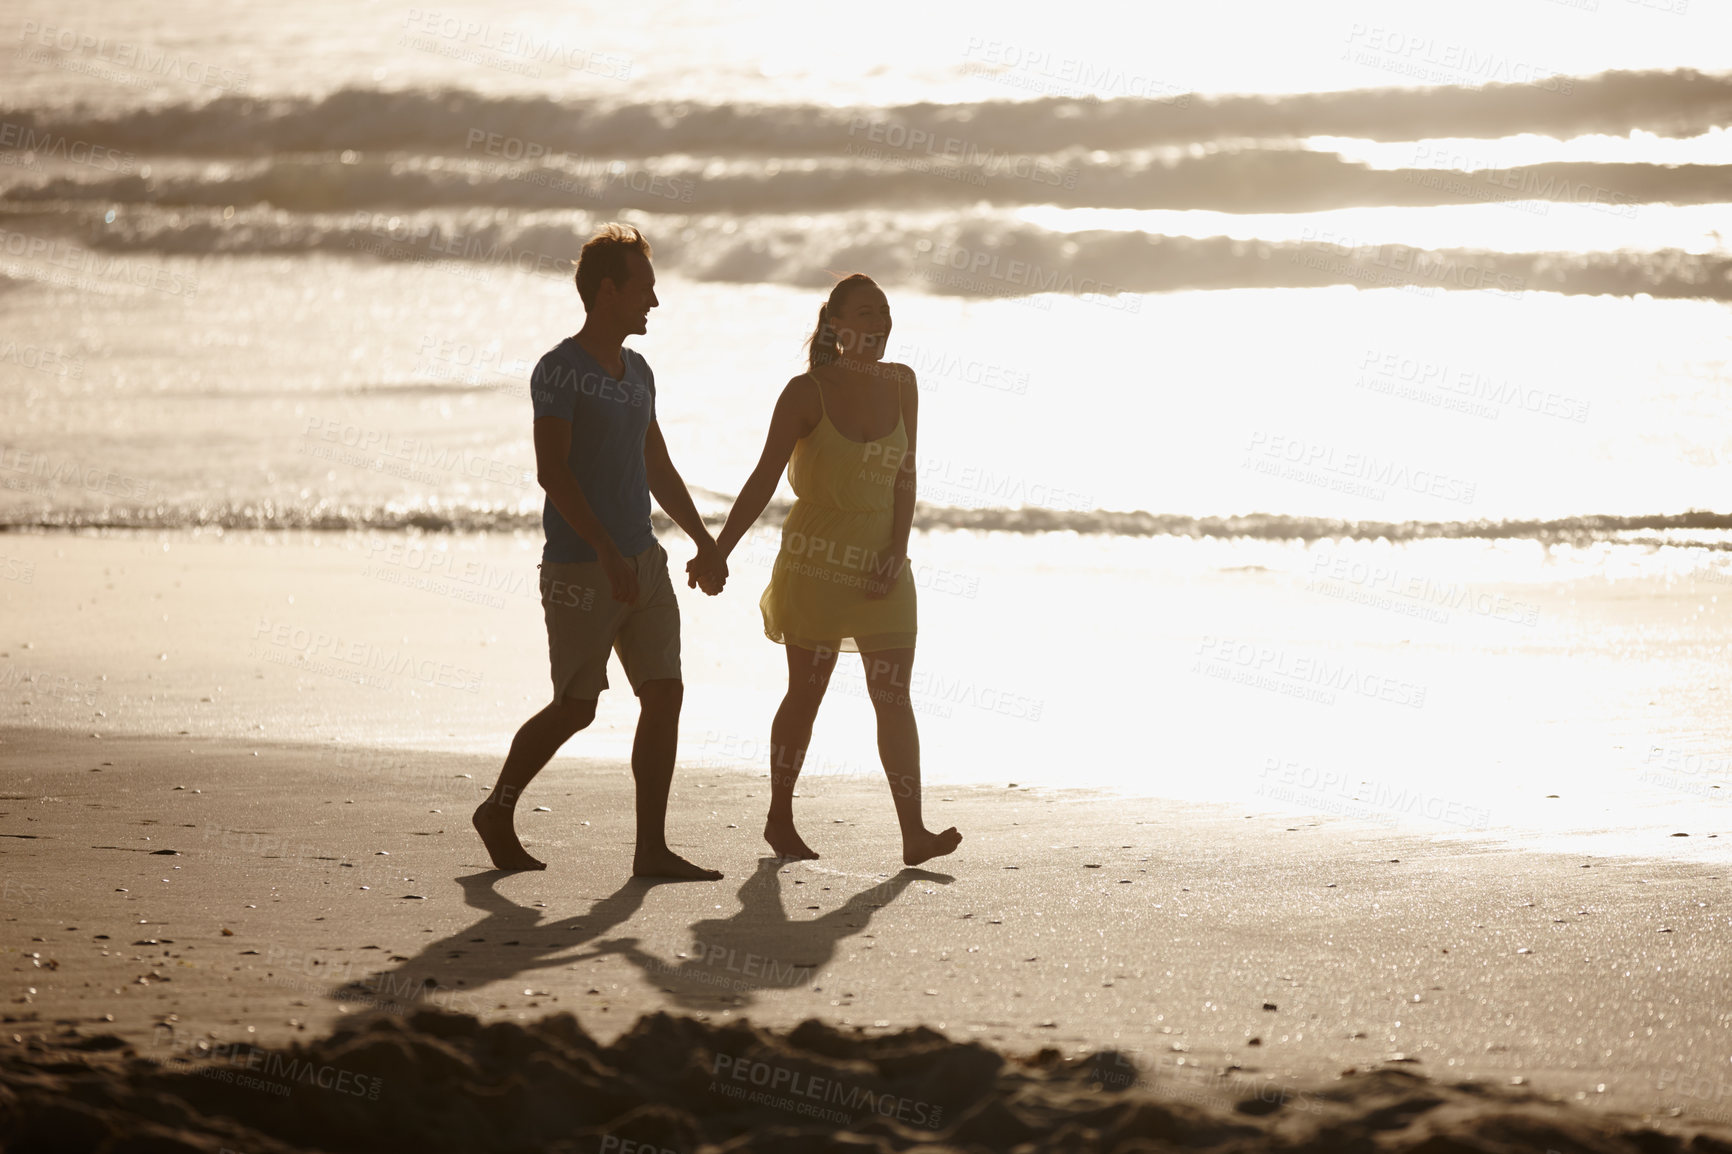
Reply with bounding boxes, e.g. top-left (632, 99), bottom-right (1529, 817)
top-left (643, 418), bottom-right (715, 548)
top-left (534, 416), bottom-right (637, 603)
top-left (643, 419), bottom-right (726, 594)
